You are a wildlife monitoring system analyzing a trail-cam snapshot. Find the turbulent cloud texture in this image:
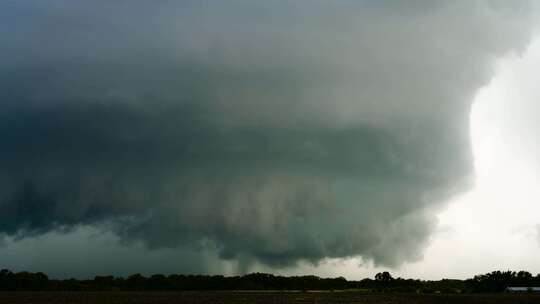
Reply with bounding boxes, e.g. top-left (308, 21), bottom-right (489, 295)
top-left (0, 1), bottom-right (536, 271)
